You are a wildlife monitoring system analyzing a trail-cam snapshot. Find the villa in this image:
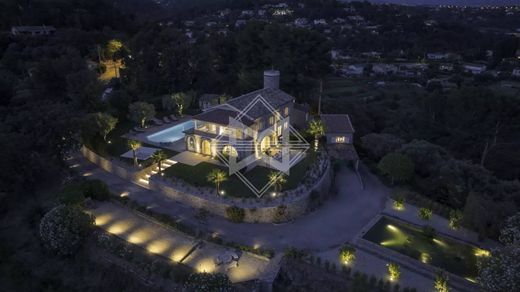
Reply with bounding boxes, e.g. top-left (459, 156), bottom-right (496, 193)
top-left (184, 70), bottom-right (303, 166)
